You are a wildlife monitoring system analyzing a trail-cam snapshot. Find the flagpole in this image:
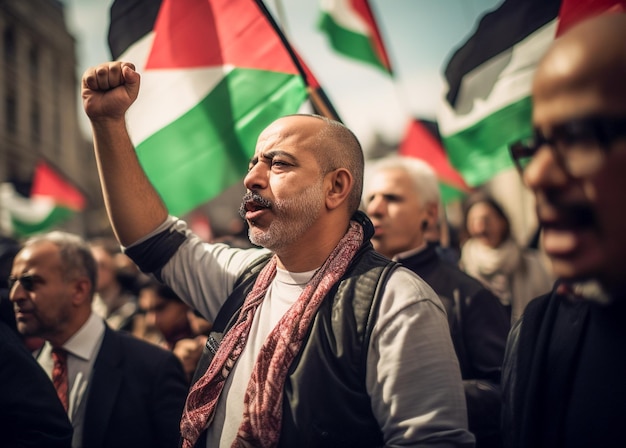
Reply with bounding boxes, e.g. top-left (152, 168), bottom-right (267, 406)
top-left (254, 0), bottom-right (342, 122)
top-left (305, 87), bottom-right (340, 122)
top-left (270, 0), bottom-right (290, 37)
top-left (365, 0), bottom-right (393, 76)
